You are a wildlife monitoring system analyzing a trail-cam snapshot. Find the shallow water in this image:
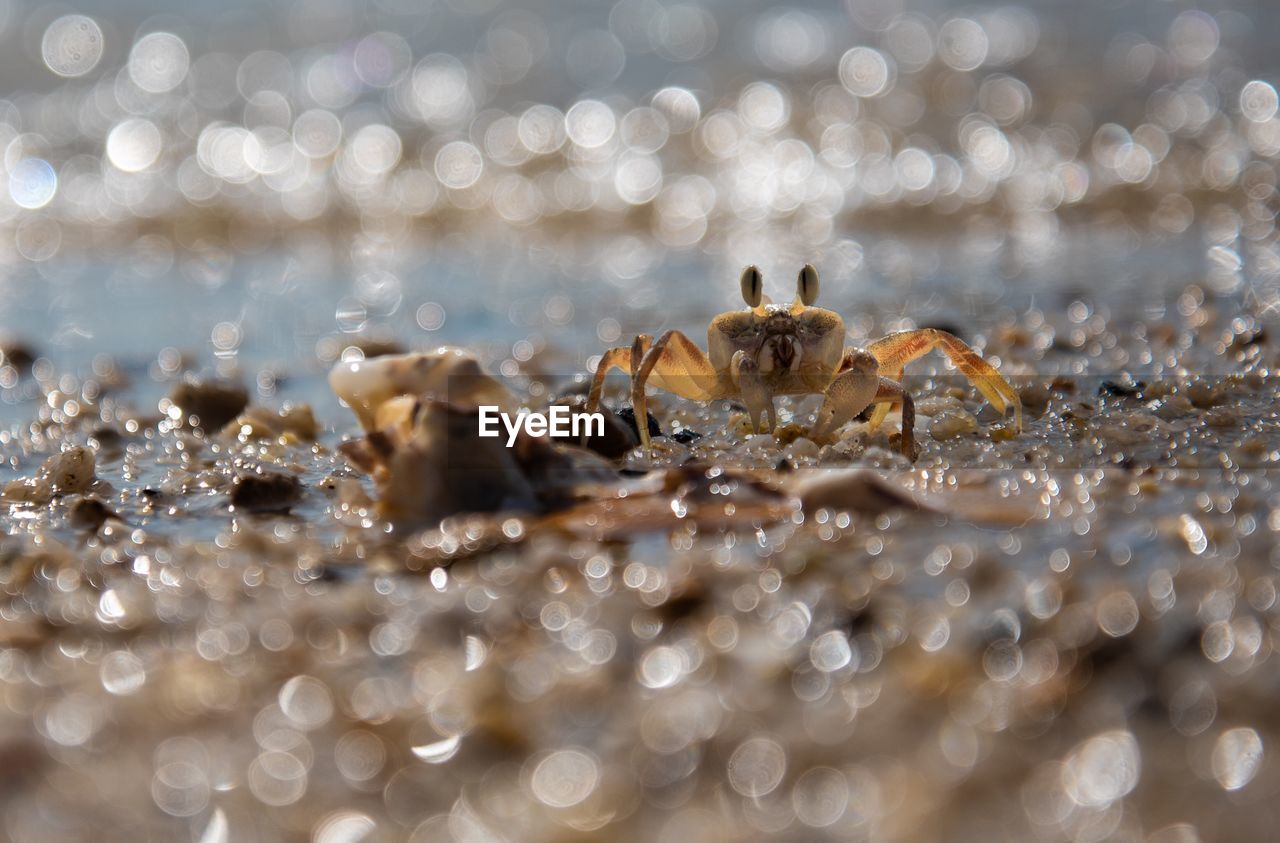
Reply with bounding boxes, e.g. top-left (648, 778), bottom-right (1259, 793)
top-left (0, 222), bottom-right (1220, 425)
